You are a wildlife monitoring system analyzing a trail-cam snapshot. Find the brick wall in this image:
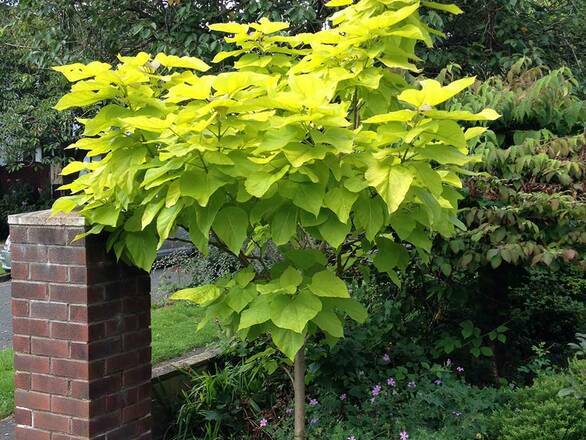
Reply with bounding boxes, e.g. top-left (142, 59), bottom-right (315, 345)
top-left (9, 211), bottom-right (152, 440)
